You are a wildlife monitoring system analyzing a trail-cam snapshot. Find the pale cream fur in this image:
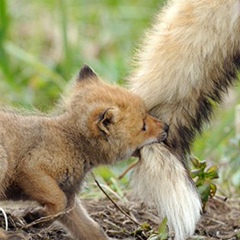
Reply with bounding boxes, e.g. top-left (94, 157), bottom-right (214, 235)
top-left (129, 0), bottom-right (240, 240)
top-left (132, 145), bottom-right (201, 240)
